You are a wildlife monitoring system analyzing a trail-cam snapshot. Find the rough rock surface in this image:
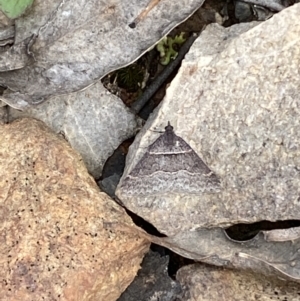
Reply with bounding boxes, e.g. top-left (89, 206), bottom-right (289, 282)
top-left (117, 4), bottom-right (300, 236)
top-left (0, 0), bottom-right (205, 109)
top-left (176, 264), bottom-right (300, 301)
top-left (150, 228), bottom-right (300, 282)
top-left (118, 250), bottom-right (181, 301)
top-left (9, 82), bottom-right (141, 178)
top-left (0, 118), bottom-right (150, 301)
